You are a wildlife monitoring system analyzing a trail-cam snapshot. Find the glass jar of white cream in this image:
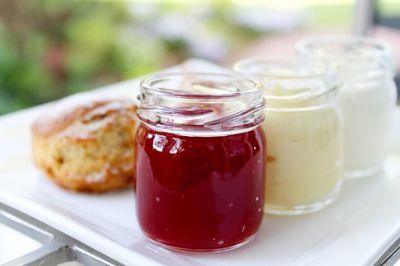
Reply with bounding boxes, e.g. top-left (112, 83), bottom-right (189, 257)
top-left (234, 58), bottom-right (343, 215)
top-left (297, 36), bottom-right (397, 178)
